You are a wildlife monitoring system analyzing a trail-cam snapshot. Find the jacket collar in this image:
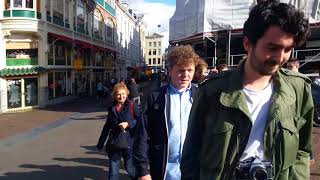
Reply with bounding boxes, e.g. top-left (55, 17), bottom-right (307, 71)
top-left (220, 64), bottom-right (251, 119)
